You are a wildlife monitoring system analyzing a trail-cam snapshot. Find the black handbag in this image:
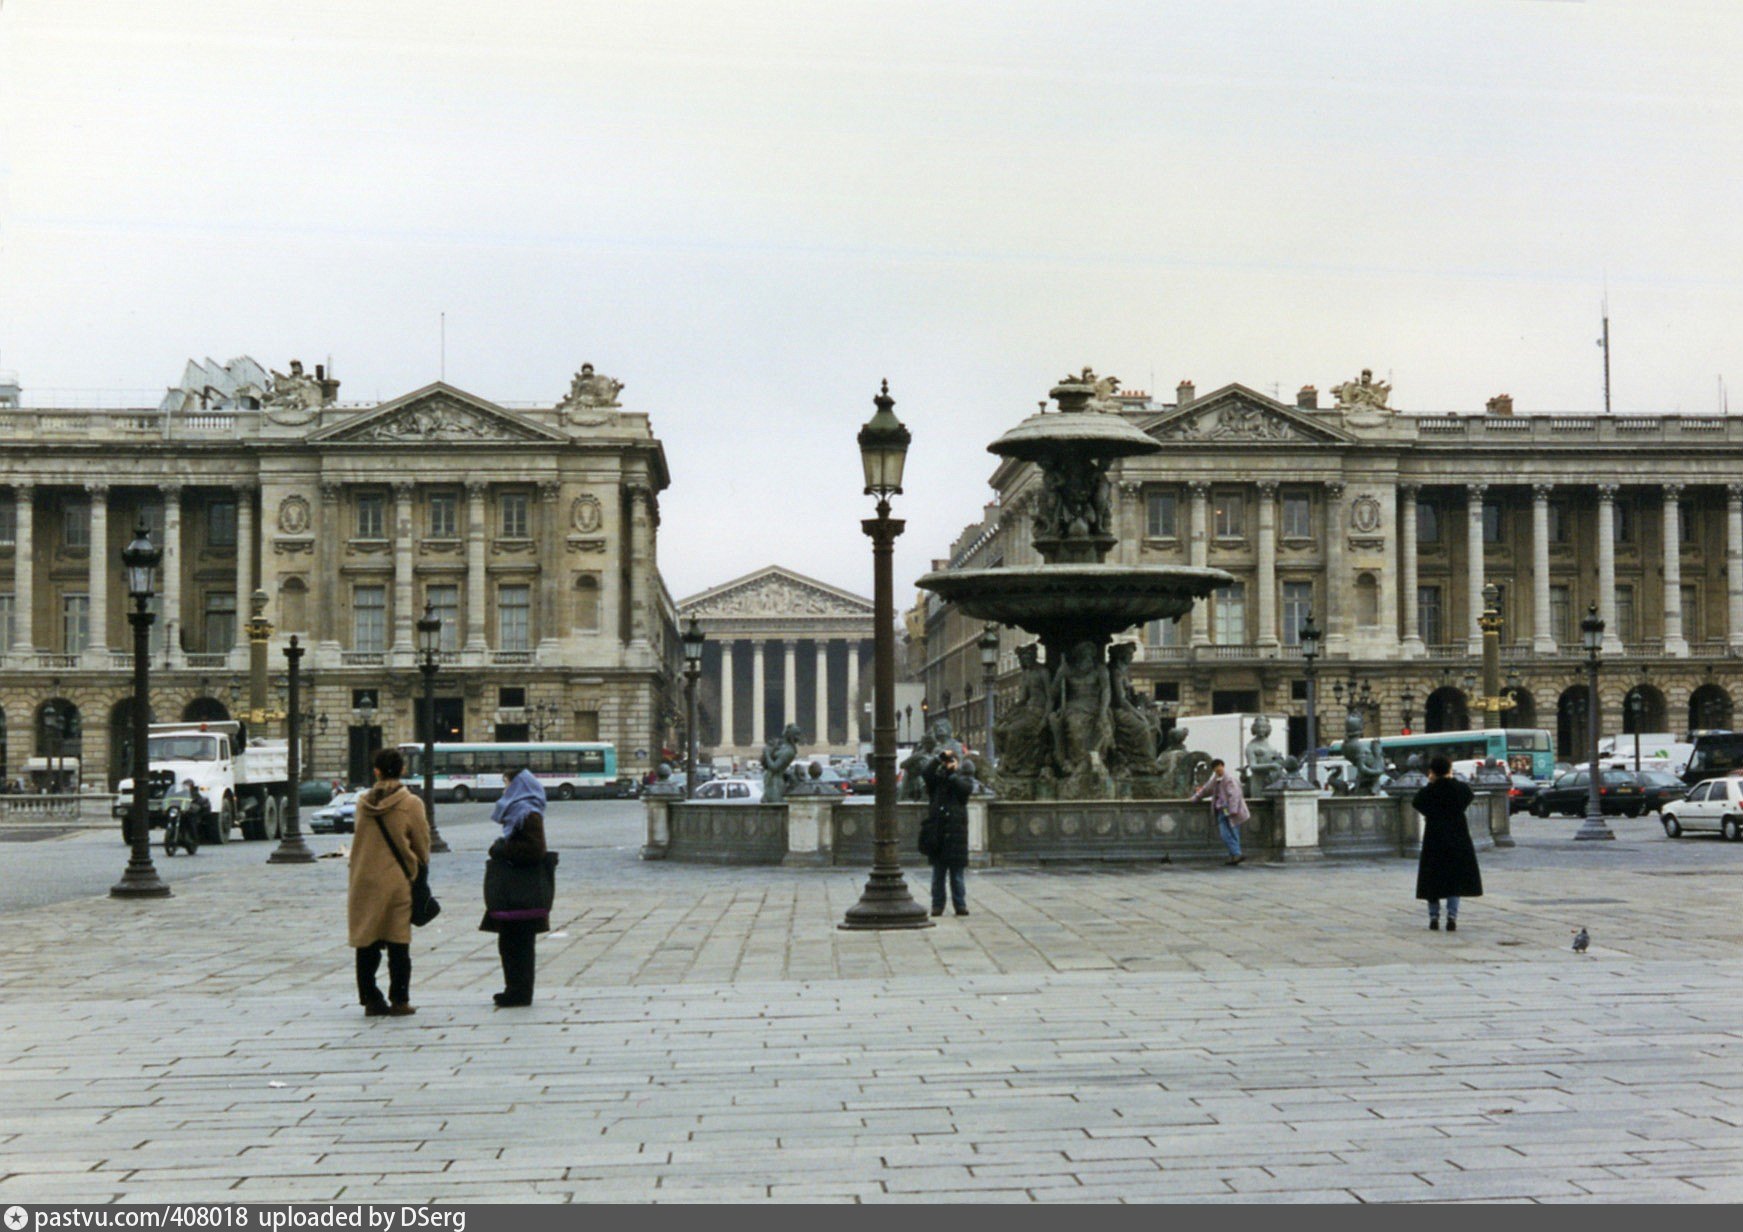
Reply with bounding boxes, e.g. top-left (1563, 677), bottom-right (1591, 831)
top-left (484, 850), bottom-right (559, 914)
top-left (374, 810), bottom-right (441, 927)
